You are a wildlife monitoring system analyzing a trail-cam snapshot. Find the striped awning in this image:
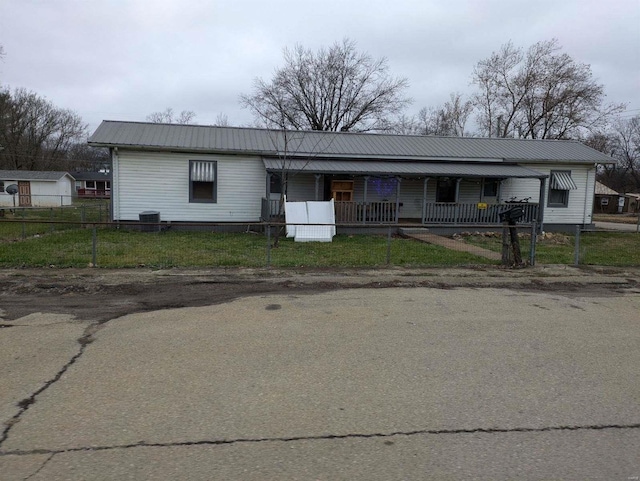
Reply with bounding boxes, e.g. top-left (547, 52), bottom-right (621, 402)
top-left (191, 161), bottom-right (215, 182)
top-left (550, 171), bottom-right (577, 190)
